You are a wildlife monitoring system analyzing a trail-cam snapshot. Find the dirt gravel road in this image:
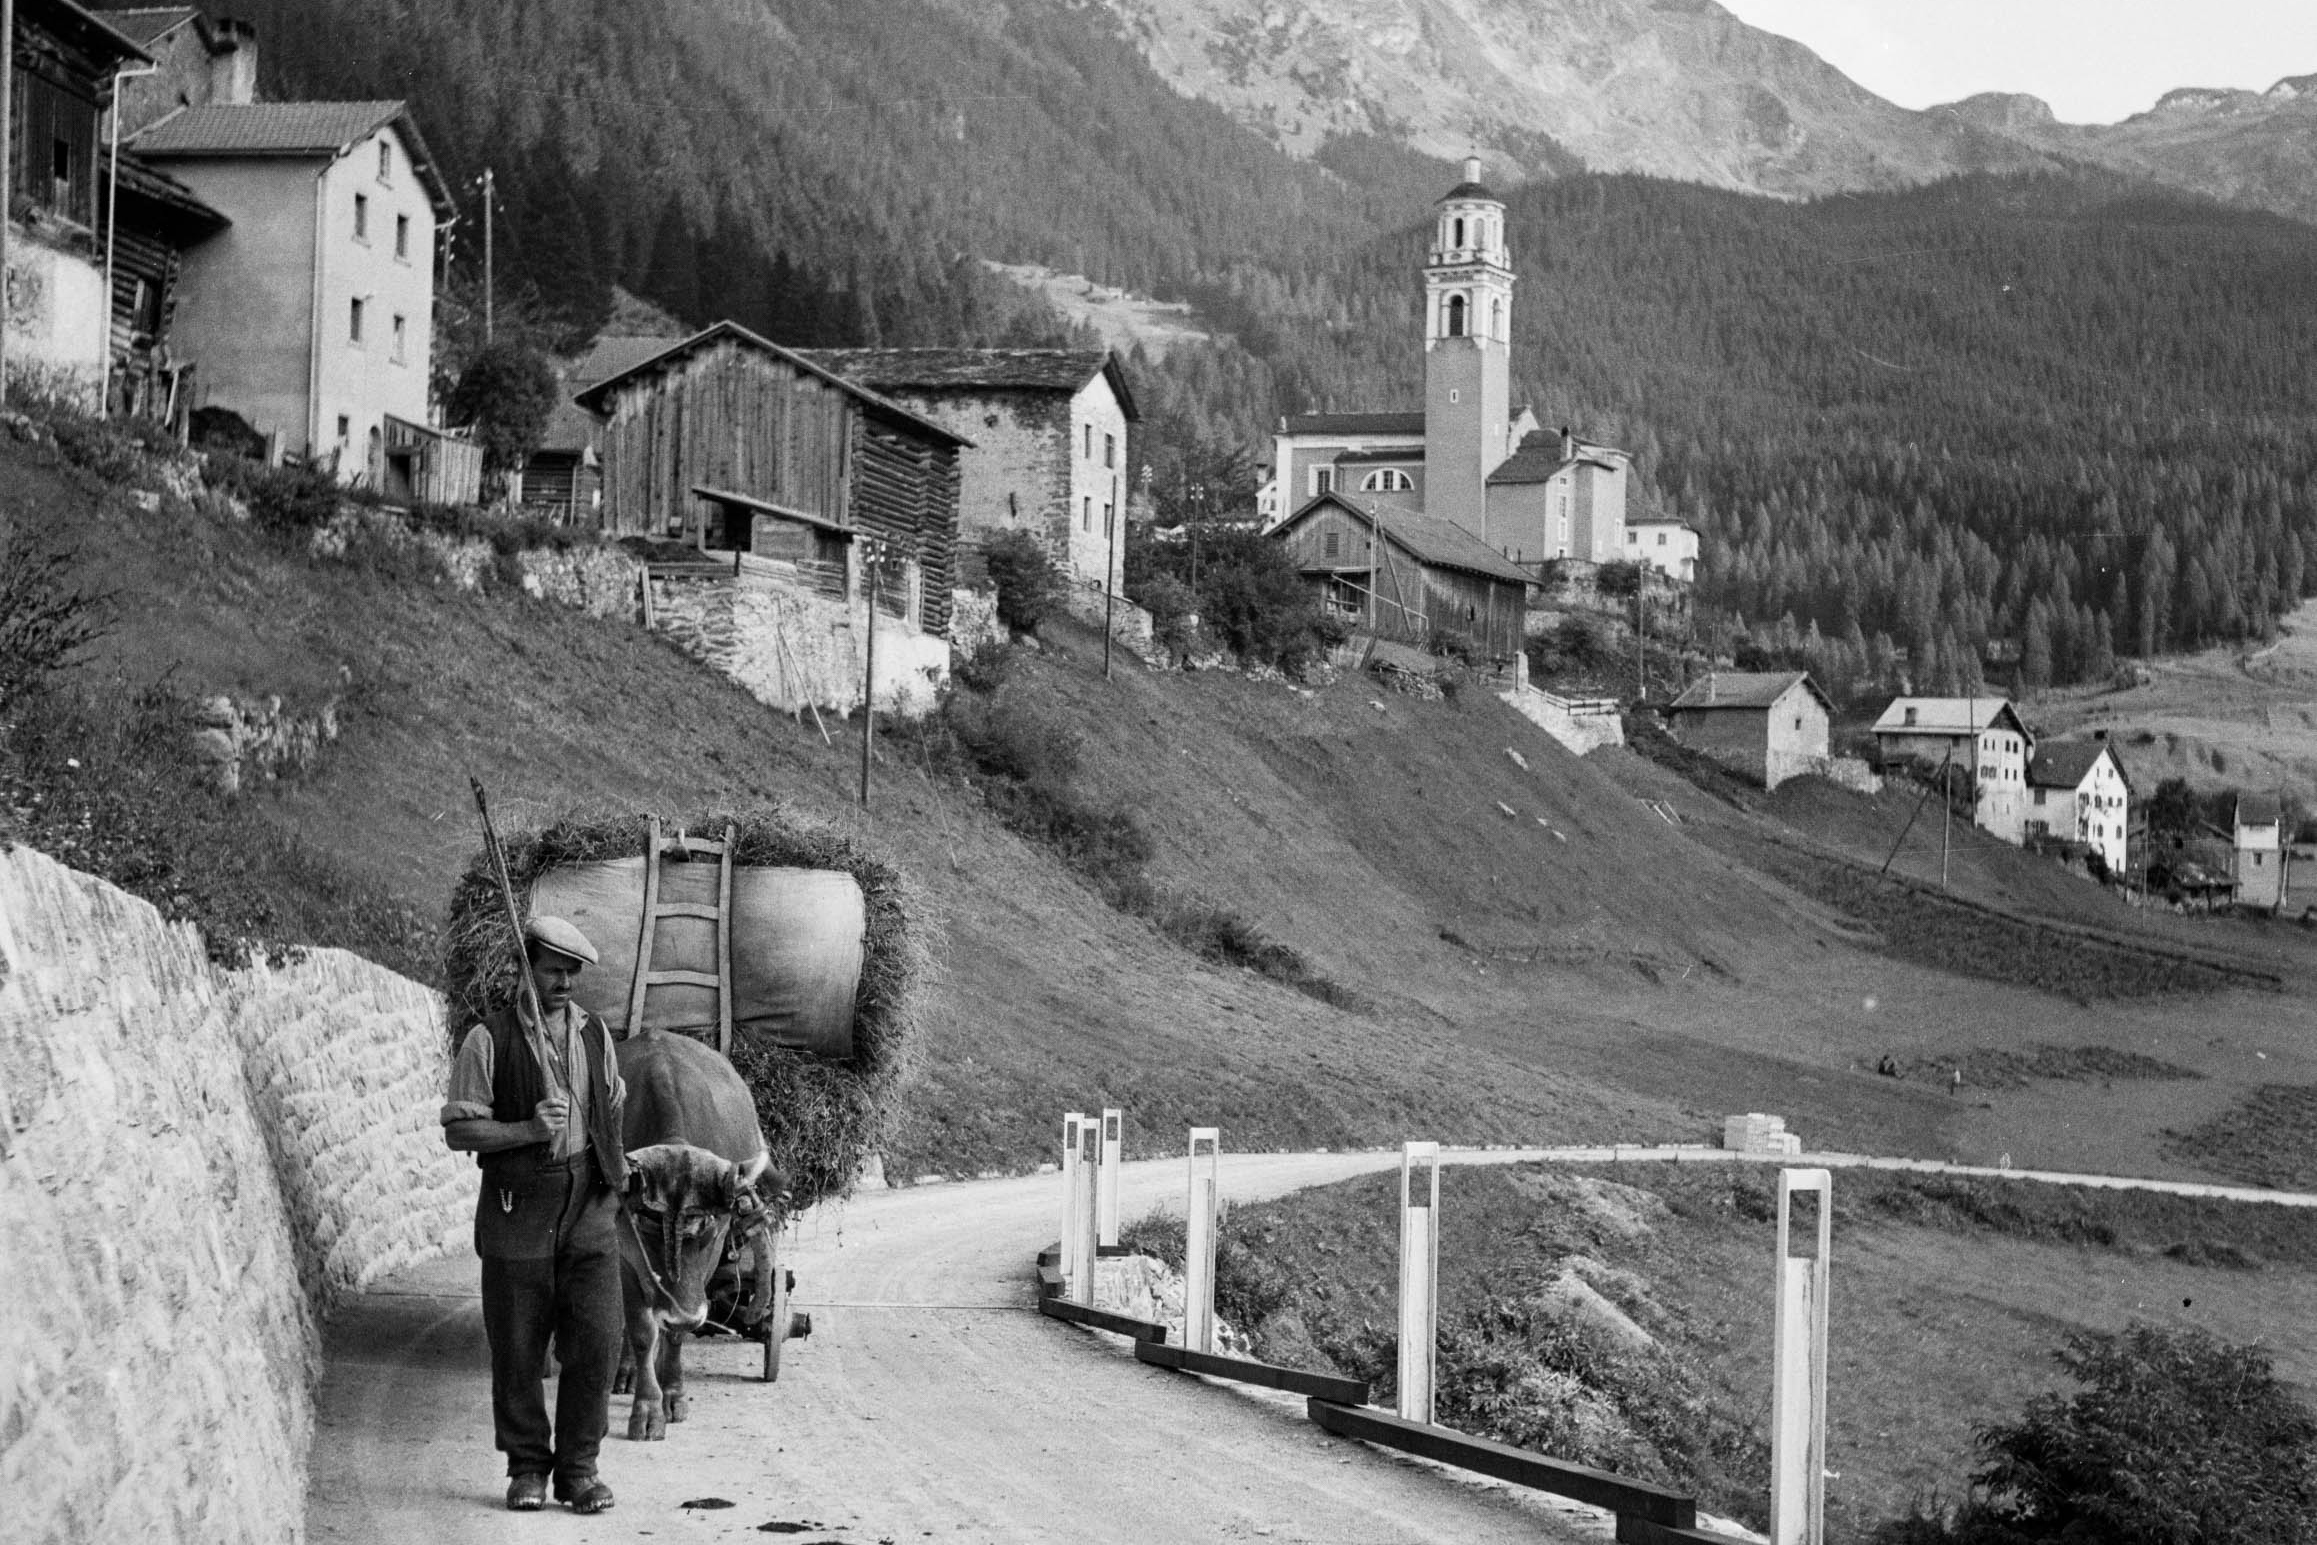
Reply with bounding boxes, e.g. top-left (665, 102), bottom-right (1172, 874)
top-left (307, 1150), bottom-right (1623, 1545)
